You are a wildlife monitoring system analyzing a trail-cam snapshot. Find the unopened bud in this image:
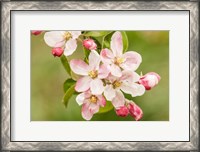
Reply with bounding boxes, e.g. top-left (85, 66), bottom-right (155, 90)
top-left (51, 47), bottom-right (63, 57)
top-left (116, 106), bottom-right (129, 117)
top-left (127, 102), bottom-right (143, 121)
top-left (83, 39), bottom-right (97, 50)
top-left (31, 30), bottom-right (43, 36)
top-left (139, 72), bottom-right (161, 90)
